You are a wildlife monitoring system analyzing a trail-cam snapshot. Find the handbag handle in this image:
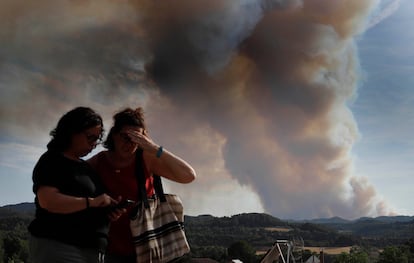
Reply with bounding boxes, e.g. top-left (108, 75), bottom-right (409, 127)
top-left (135, 149), bottom-right (167, 209)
